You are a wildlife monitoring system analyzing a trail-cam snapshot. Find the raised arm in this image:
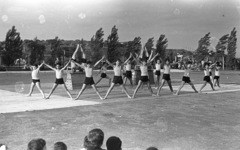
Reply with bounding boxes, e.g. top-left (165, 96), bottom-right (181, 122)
top-left (147, 50), bottom-right (154, 63)
top-left (150, 53), bottom-right (159, 62)
top-left (61, 60), bottom-right (71, 71)
top-left (72, 44), bottom-right (80, 59)
top-left (80, 44), bottom-right (86, 59)
top-left (123, 53), bottom-right (132, 65)
top-left (43, 62), bottom-right (56, 71)
top-left (93, 56), bottom-right (105, 68)
top-left (105, 59), bottom-right (114, 68)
